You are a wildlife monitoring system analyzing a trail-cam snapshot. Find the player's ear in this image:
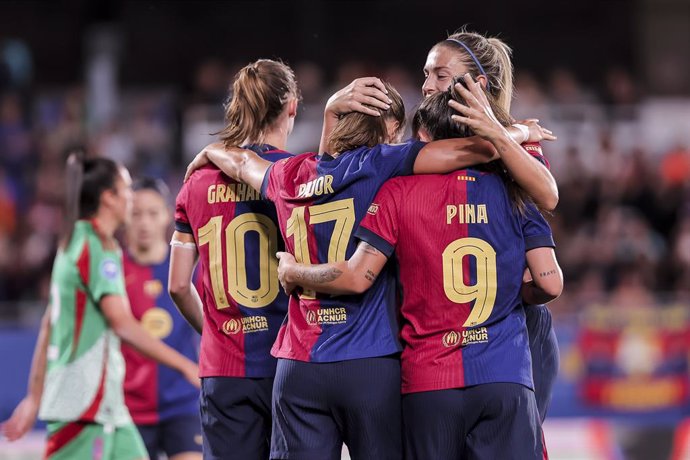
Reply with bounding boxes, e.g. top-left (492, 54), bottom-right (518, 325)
top-left (287, 98), bottom-right (298, 118)
top-left (475, 74), bottom-right (489, 91)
